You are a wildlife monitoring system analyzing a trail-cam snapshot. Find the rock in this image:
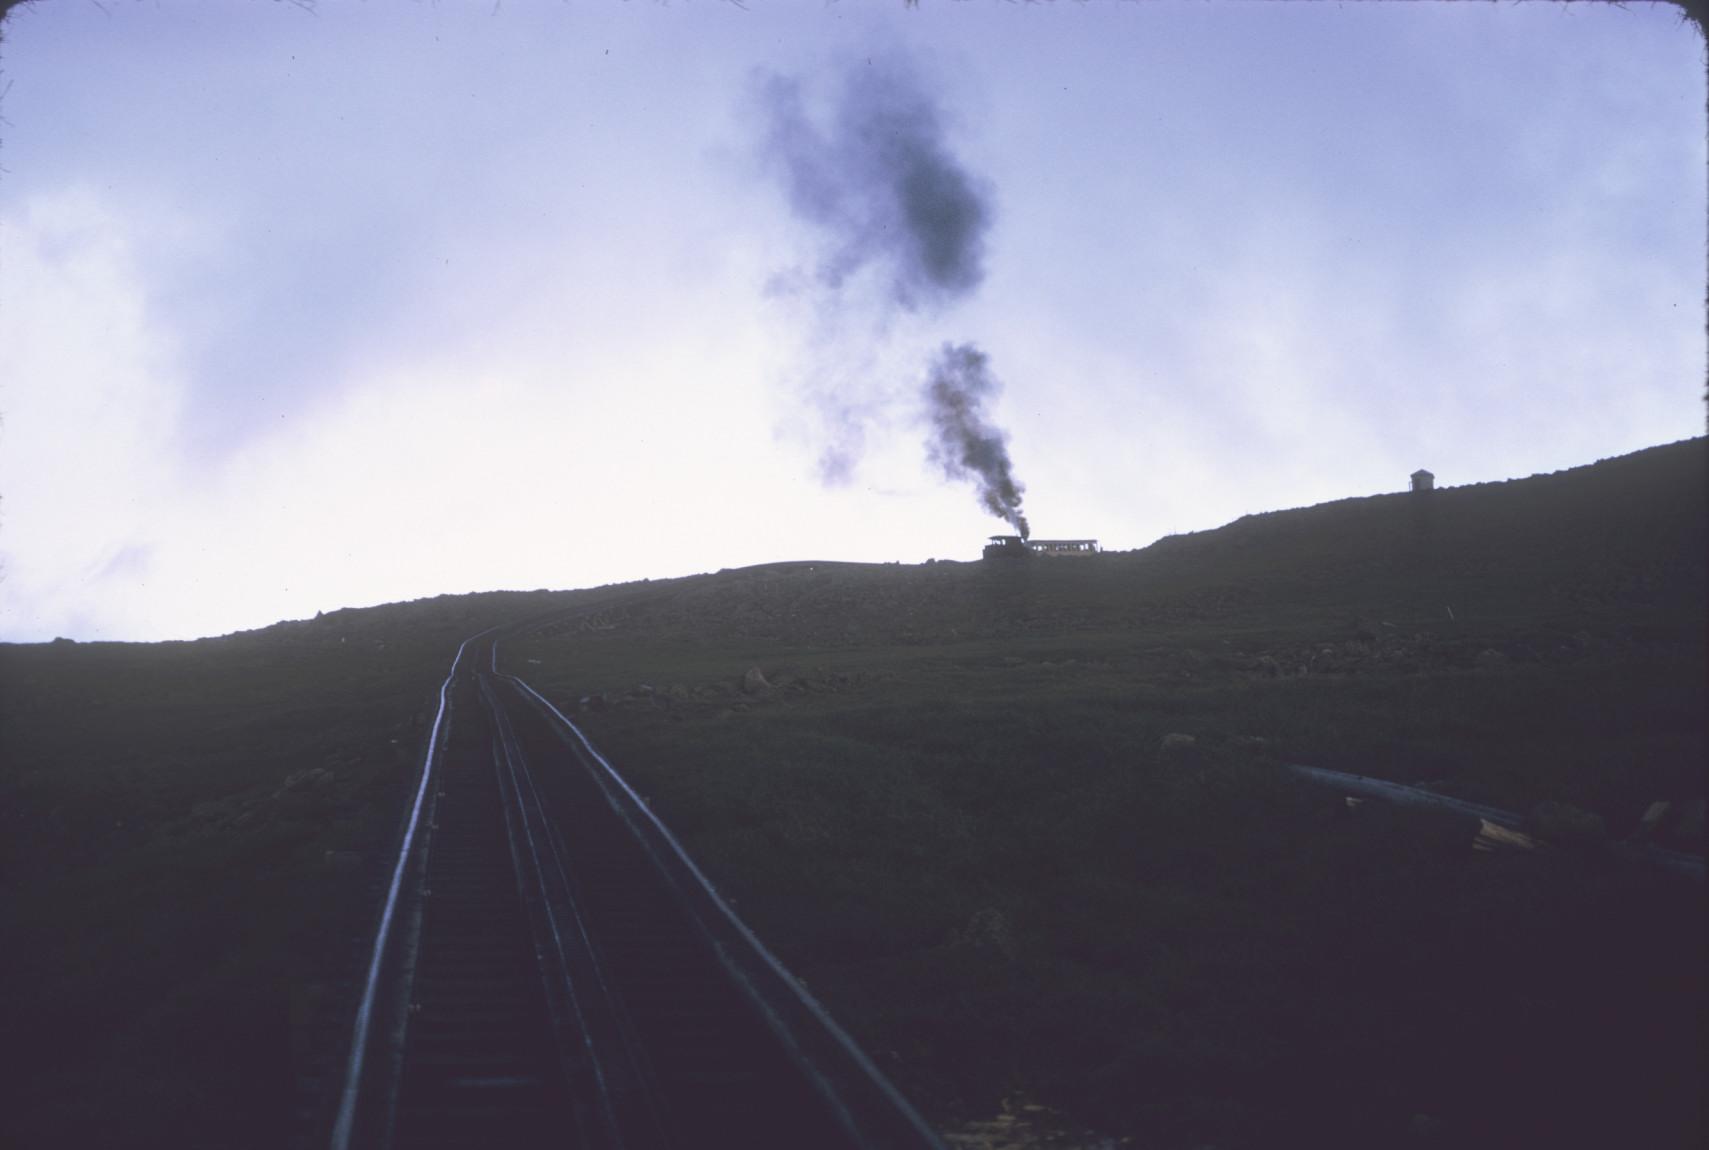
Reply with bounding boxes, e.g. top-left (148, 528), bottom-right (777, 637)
top-left (741, 667), bottom-right (772, 696)
top-left (1310, 649), bottom-right (1347, 674)
top-left (1473, 819), bottom-right (1538, 854)
top-left (1673, 797), bottom-right (1706, 844)
top-left (954, 908), bottom-right (1016, 959)
top-left (280, 767), bottom-right (334, 792)
top-left (1160, 733), bottom-right (1197, 752)
top-left (1636, 800), bottom-right (1672, 840)
top-left (1474, 648), bottom-right (1508, 669)
top-left (324, 850), bottom-right (364, 872)
top-left (1524, 800), bottom-right (1607, 850)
